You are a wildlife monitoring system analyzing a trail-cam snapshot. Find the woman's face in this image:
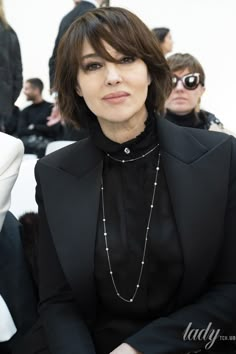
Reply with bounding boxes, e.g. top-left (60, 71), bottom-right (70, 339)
top-left (77, 39), bottom-right (151, 127)
top-left (161, 32), bottom-right (173, 55)
top-left (165, 68), bottom-right (205, 115)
